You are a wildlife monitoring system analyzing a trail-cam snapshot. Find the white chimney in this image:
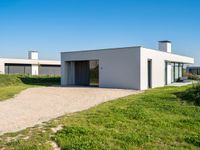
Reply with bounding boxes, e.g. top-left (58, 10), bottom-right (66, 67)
top-left (159, 41), bottom-right (172, 53)
top-left (28, 51), bottom-right (38, 60)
